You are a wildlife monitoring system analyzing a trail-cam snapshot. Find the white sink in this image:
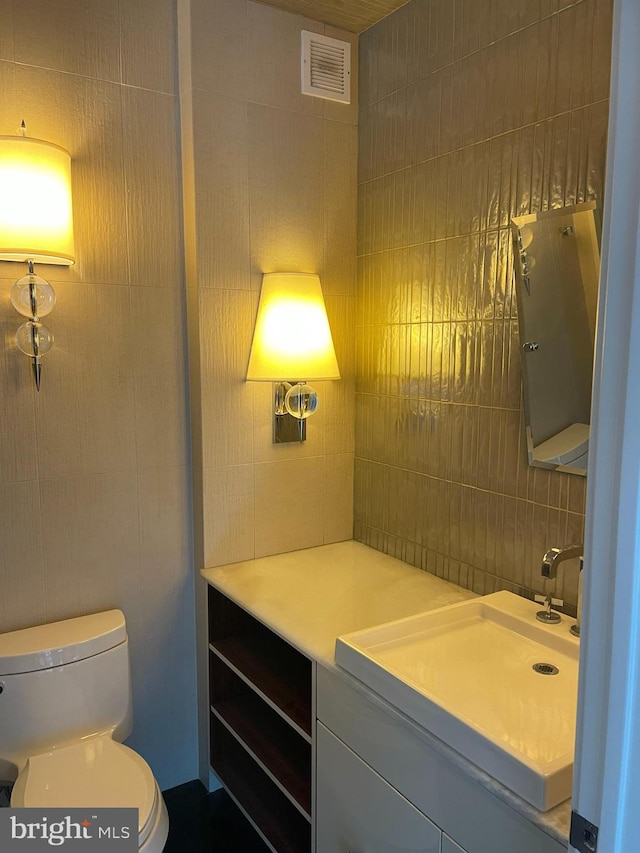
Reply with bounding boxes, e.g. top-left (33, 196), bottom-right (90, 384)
top-left (335, 590), bottom-right (579, 811)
